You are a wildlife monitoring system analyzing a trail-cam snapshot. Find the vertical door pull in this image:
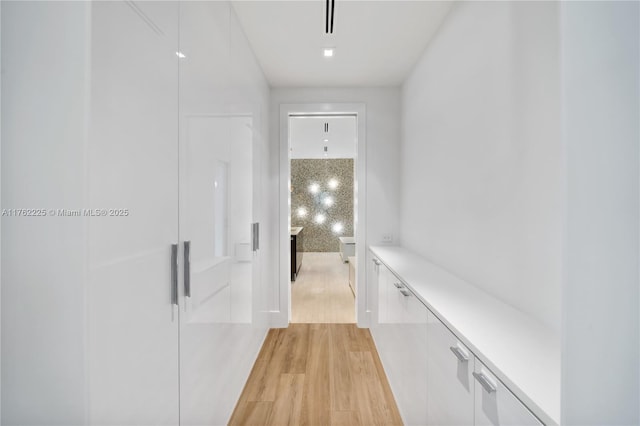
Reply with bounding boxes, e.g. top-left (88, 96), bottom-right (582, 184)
top-left (252, 222), bottom-right (260, 252)
top-left (171, 243), bottom-right (178, 306)
top-left (184, 240), bottom-right (191, 298)
top-left (473, 371), bottom-right (497, 393)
